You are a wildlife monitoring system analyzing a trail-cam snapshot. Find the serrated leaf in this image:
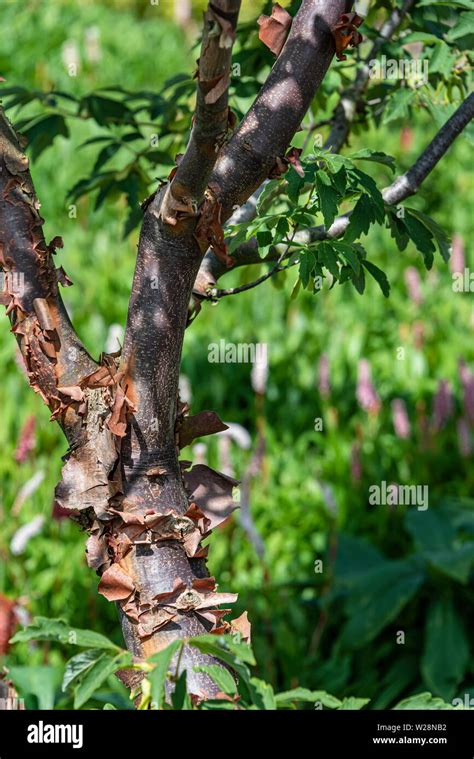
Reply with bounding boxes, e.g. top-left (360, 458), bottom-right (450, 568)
top-left (299, 250), bottom-right (316, 287)
top-left (405, 208), bottom-right (450, 262)
top-left (332, 242), bottom-right (361, 274)
top-left (387, 208), bottom-right (410, 251)
top-left (344, 194), bottom-right (374, 243)
top-left (316, 171), bottom-right (339, 228)
top-left (350, 264), bottom-right (366, 294)
top-left (22, 114), bottom-right (69, 161)
top-left (361, 259), bottom-right (390, 297)
top-left (93, 142), bottom-right (121, 172)
top-left (429, 41), bottom-right (457, 77)
top-left (404, 211), bottom-right (436, 269)
top-left (350, 149), bottom-right (395, 172)
top-left (319, 242), bottom-right (340, 280)
top-left (80, 94), bottom-right (135, 126)
top-left (353, 169), bottom-right (385, 222)
top-left (382, 88), bottom-right (415, 124)
top-left (445, 10), bottom-right (474, 41)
